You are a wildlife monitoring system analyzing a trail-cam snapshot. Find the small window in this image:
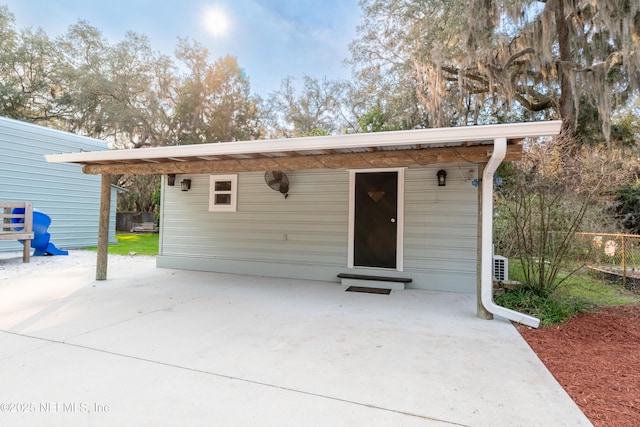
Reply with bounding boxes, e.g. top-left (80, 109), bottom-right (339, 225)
top-left (209, 175), bottom-right (237, 212)
top-left (215, 181), bottom-right (232, 192)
